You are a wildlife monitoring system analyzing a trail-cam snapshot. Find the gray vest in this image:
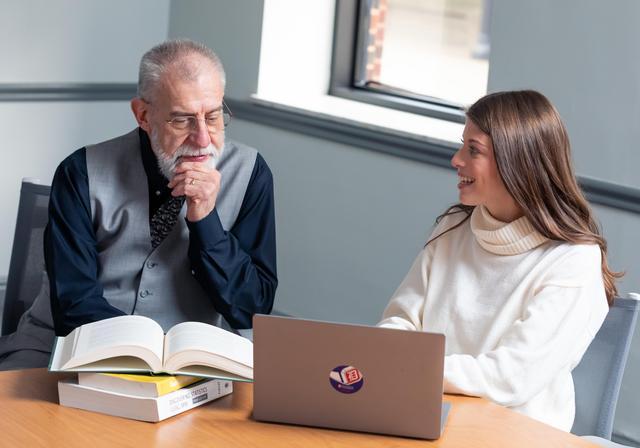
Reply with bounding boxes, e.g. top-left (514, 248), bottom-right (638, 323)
top-left (85, 129), bottom-right (257, 330)
top-left (1, 130), bottom-right (257, 363)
